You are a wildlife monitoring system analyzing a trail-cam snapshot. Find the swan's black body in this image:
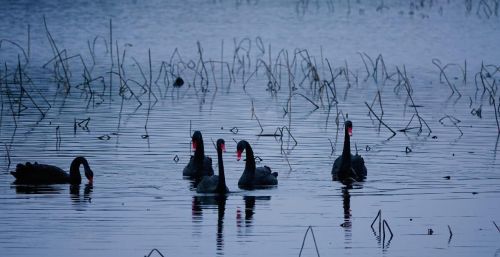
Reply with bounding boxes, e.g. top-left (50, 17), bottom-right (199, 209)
top-left (183, 131), bottom-right (214, 179)
top-left (332, 121), bottom-right (367, 184)
top-left (197, 139), bottom-right (229, 194)
top-left (11, 156), bottom-right (94, 185)
top-left (237, 140), bottom-right (278, 189)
